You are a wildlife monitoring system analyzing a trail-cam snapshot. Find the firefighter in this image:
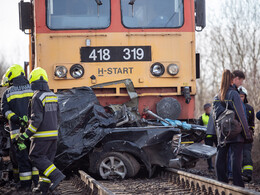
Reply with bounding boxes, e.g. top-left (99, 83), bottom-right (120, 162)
top-left (238, 86), bottom-right (254, 182)
top-left (1, 64), bottom-right (39, 192)
top-left (17, 67), bottom-right (65, 194)
top-left (256, 111), bottom-right (260, 120)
